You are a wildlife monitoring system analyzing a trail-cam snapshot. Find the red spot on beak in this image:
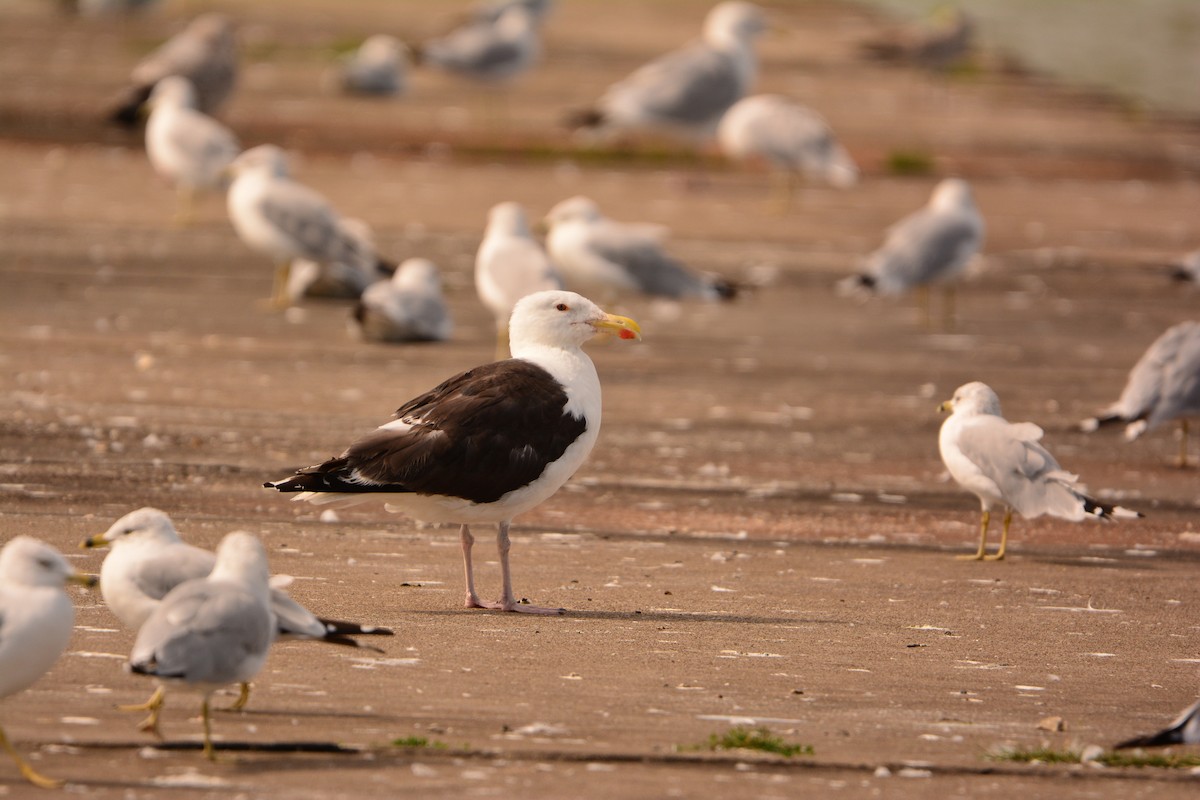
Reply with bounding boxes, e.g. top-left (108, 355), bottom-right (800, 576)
top-left (619, 329), bottom-right (637, 340)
